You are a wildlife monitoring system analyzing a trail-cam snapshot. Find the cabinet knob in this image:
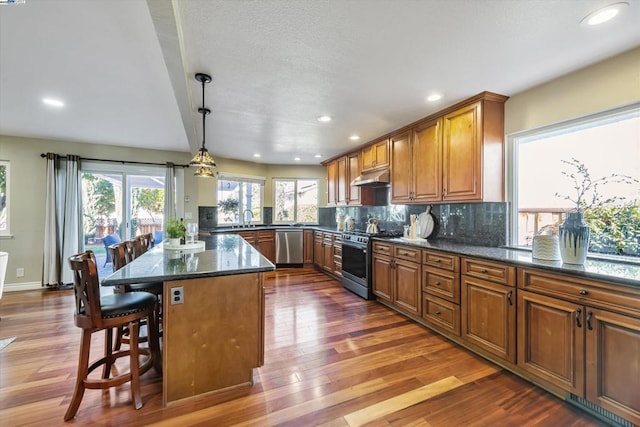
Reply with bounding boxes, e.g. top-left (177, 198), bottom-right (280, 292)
top-left (434, 281), bottom-right (441, 286)
top-left (434, 259), bottom-right (441, 263)
top-left (480, 269), bottom-right (488, 273)
top-left (579, 290), bottom-right (588, 296)
top-left (435, 311), bottom-right (441, 315)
